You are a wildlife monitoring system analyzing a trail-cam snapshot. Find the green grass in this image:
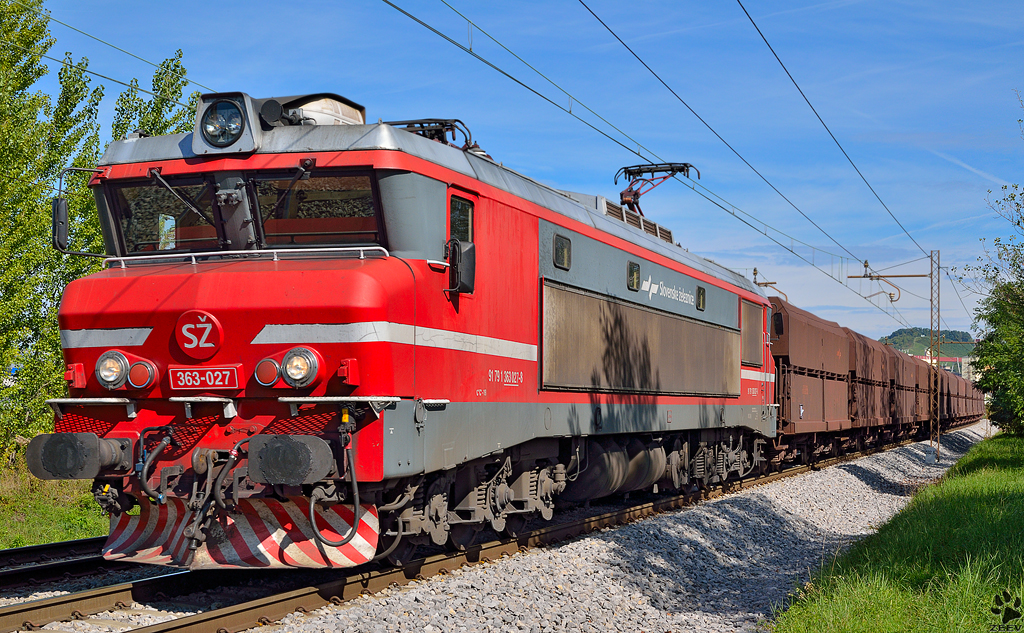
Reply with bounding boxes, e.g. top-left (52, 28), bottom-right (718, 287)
top-left (770, 433), bottom-right (1024, 633)
top-left (0, 455), bottom-right (108, 549)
